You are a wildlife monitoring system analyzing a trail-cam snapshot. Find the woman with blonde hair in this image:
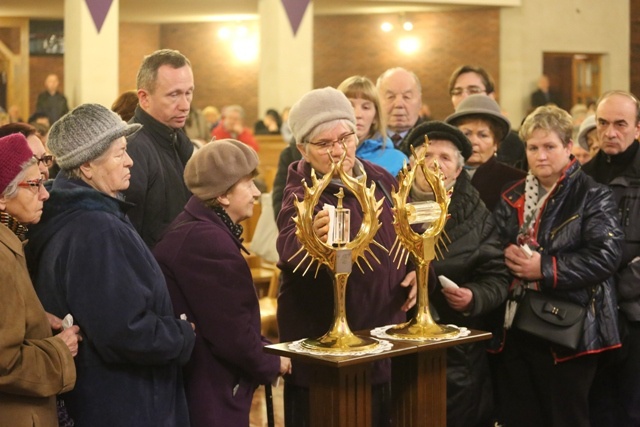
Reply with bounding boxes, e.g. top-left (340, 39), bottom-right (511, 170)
top-left (338, 75), bottom-right (408, 177)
